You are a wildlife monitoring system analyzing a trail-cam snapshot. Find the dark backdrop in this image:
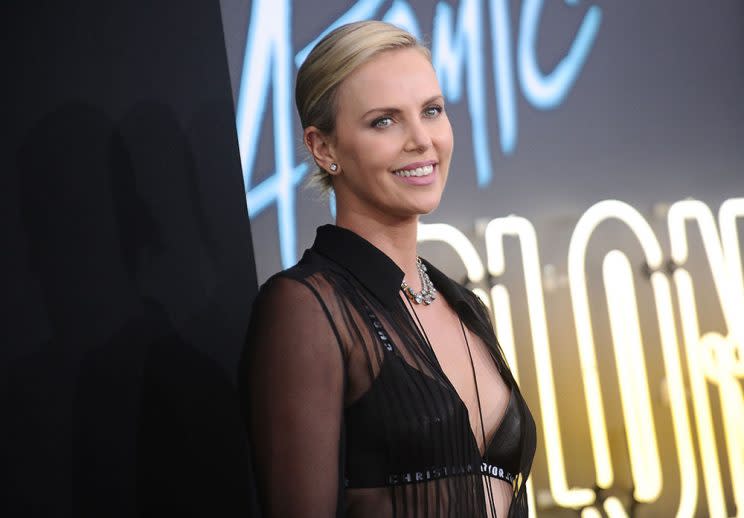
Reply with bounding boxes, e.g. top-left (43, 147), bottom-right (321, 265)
top-left (3, 2), bottom-right (258, 516)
